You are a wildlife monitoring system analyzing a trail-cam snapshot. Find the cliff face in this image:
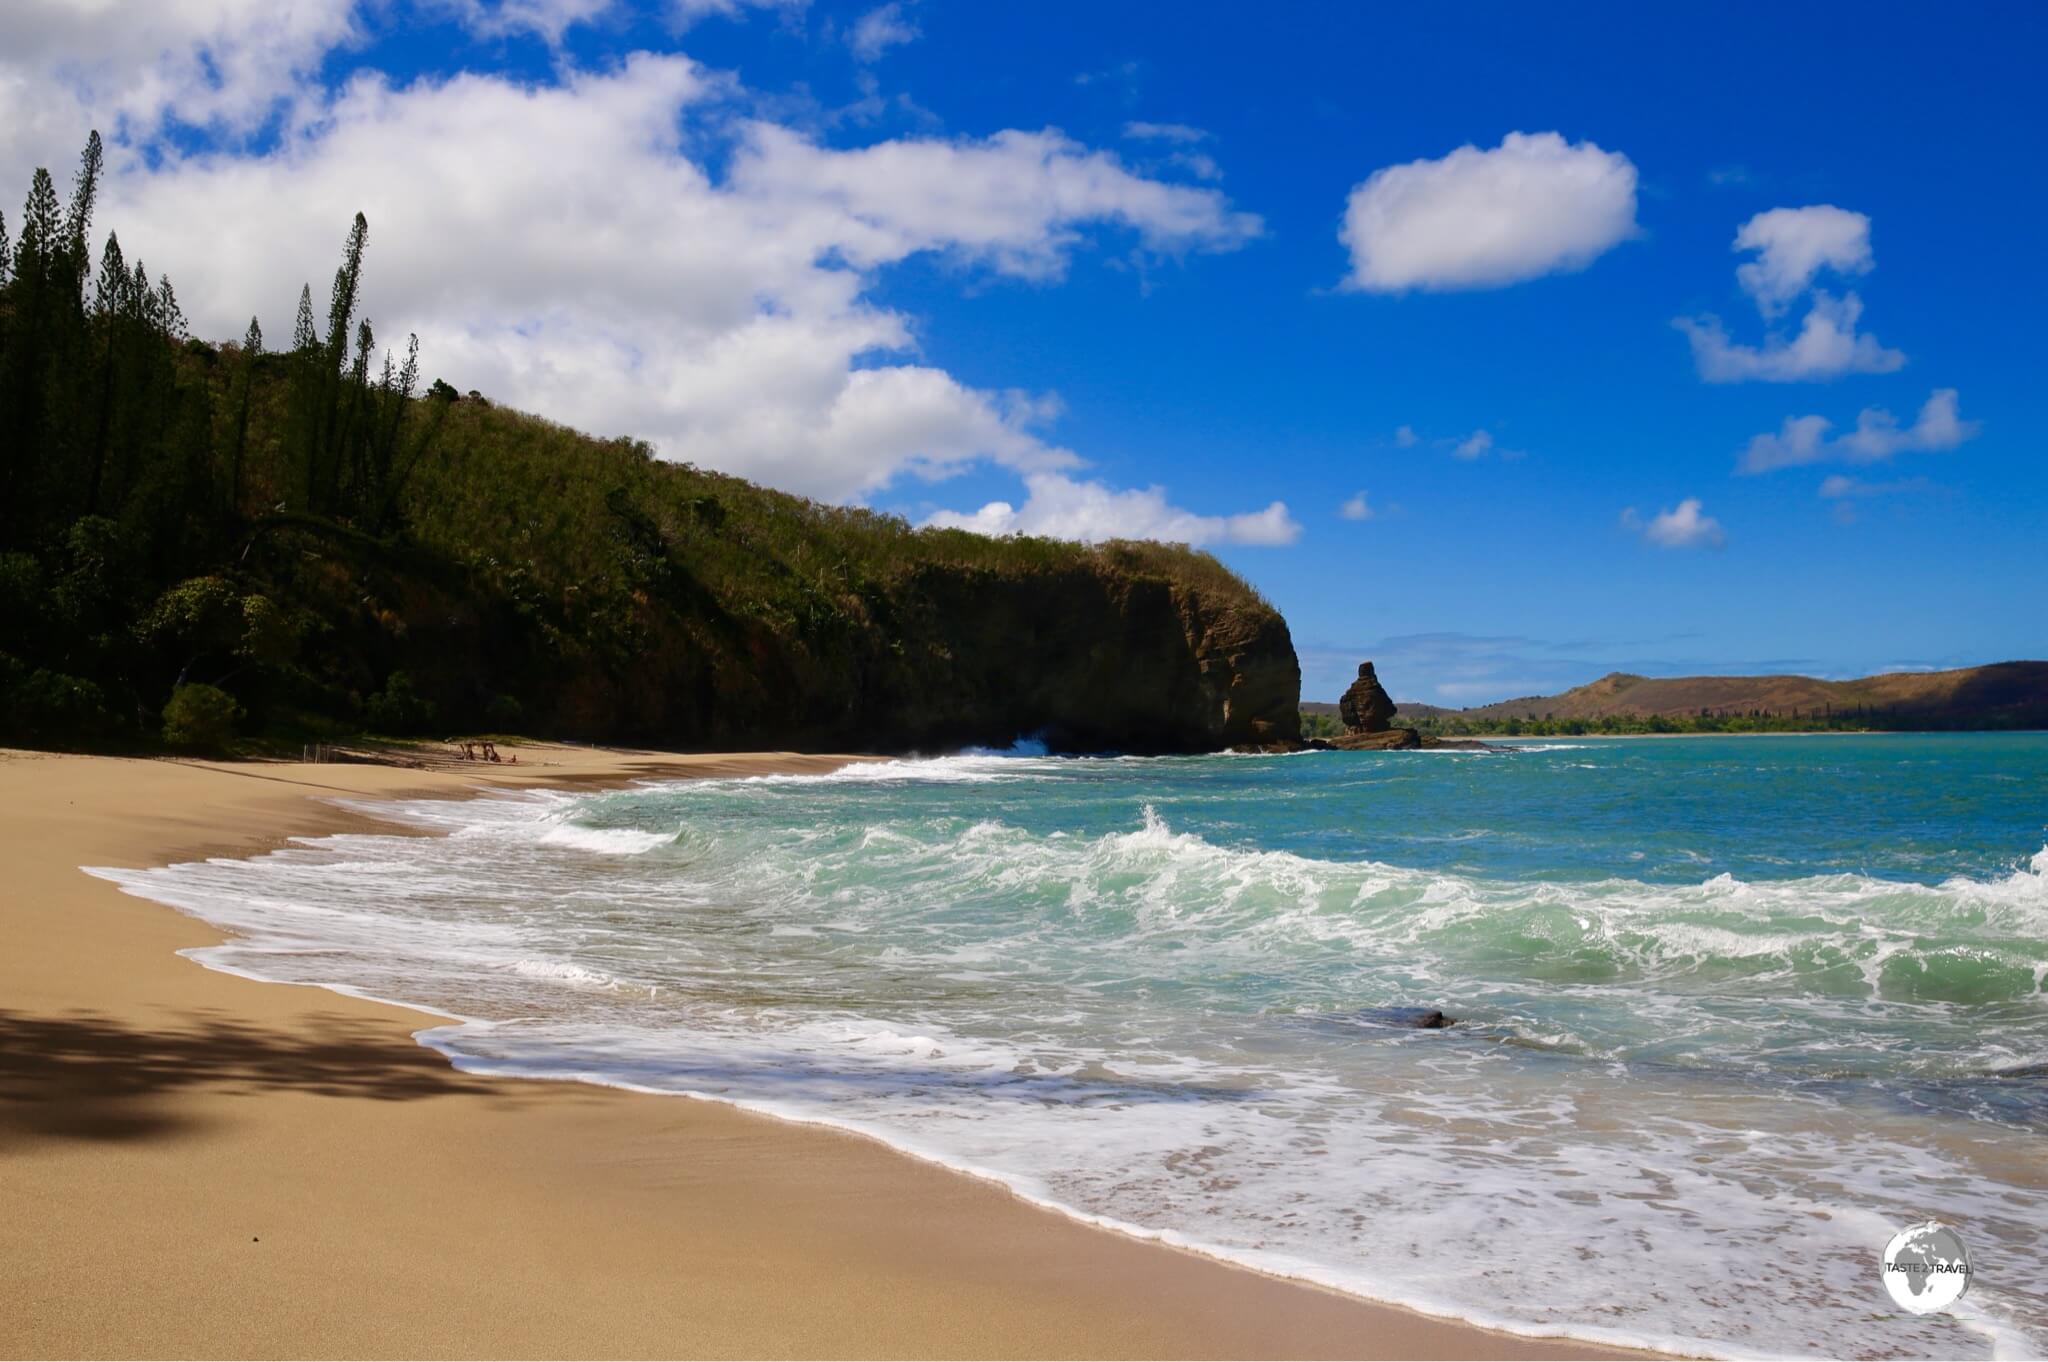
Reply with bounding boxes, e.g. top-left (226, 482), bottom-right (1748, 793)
top-left (247, 415), bottom-right (1306, 757)
top-left (421, 557), bottom-right (1303, 755)
top-left (0, 324), bottom-right (1305, 757)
